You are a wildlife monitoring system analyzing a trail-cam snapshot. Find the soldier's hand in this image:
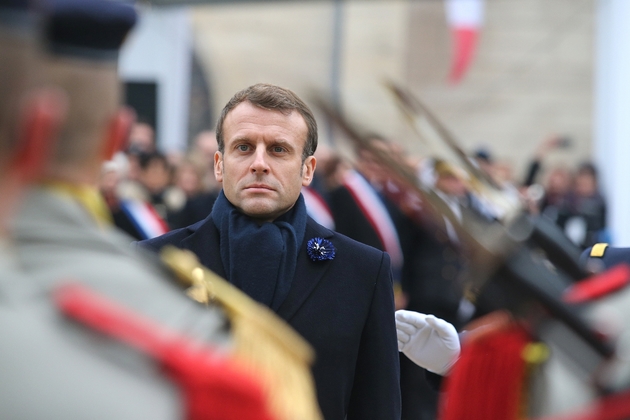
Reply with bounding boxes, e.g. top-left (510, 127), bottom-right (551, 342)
top-left (395, 310), bottom-right (460, 375)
